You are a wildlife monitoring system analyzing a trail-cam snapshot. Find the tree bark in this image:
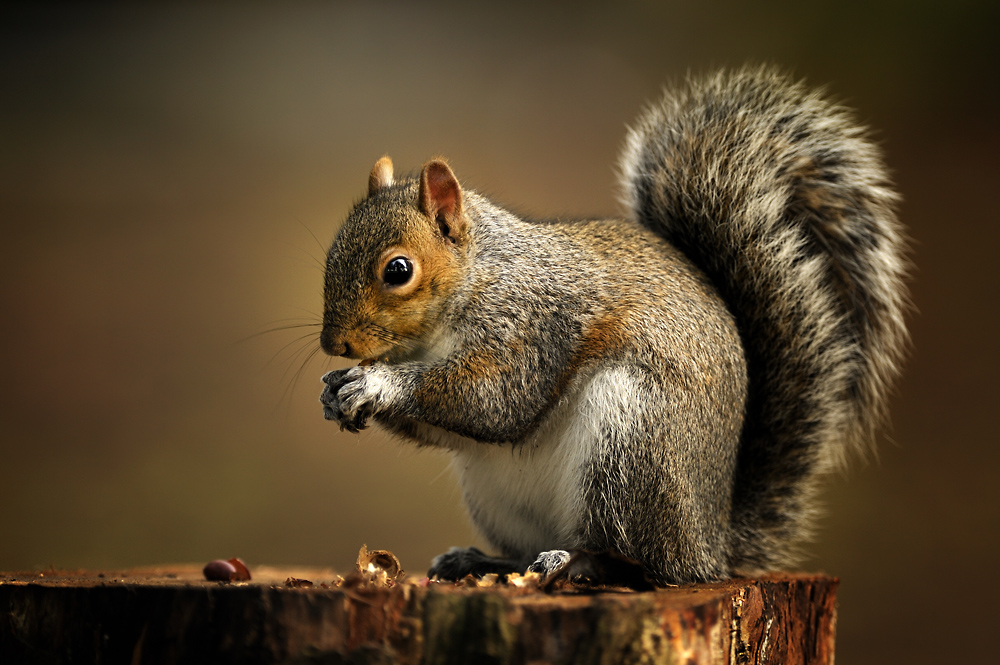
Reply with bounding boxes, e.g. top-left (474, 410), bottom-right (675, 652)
top-left (0, 566), bottom-right (836, 664)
